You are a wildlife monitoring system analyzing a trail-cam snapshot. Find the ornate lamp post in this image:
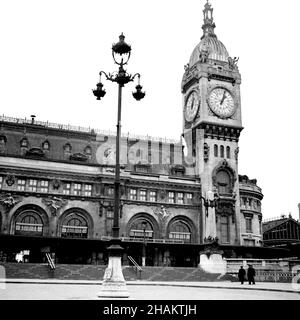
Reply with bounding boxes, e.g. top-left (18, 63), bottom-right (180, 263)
top-left (93, 33), bottom-right (145, 298)
top-left (142, 220), bottom-right (147, 267)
